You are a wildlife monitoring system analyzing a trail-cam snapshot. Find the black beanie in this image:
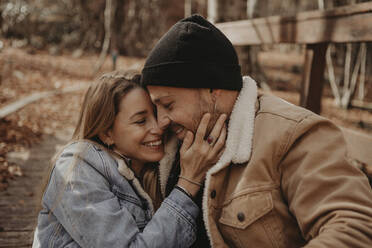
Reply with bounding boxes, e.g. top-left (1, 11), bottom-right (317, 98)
top-left (141, 14), bottom-right (242, 91)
